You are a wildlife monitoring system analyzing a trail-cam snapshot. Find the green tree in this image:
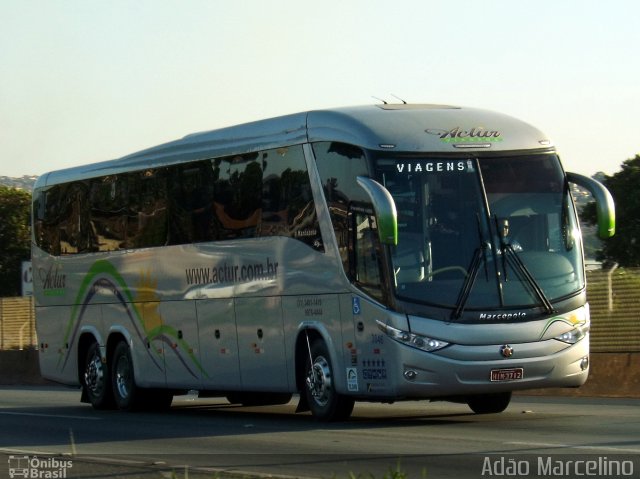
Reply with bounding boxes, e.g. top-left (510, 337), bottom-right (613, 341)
top-left (0, 186), bottom-right (31, 296)
top-left (582, 155), bottom-right (640, 266)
